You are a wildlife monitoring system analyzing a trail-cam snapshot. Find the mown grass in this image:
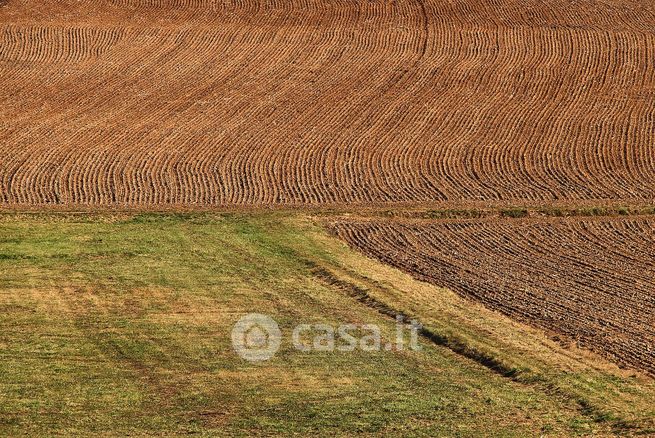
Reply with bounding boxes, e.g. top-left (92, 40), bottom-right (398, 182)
top-left (0, 213), bottom-right (653, 436)
top-left (316, 205), bottom-right (655, 221)
top-left (499, 208), bottom-right (529, 218)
